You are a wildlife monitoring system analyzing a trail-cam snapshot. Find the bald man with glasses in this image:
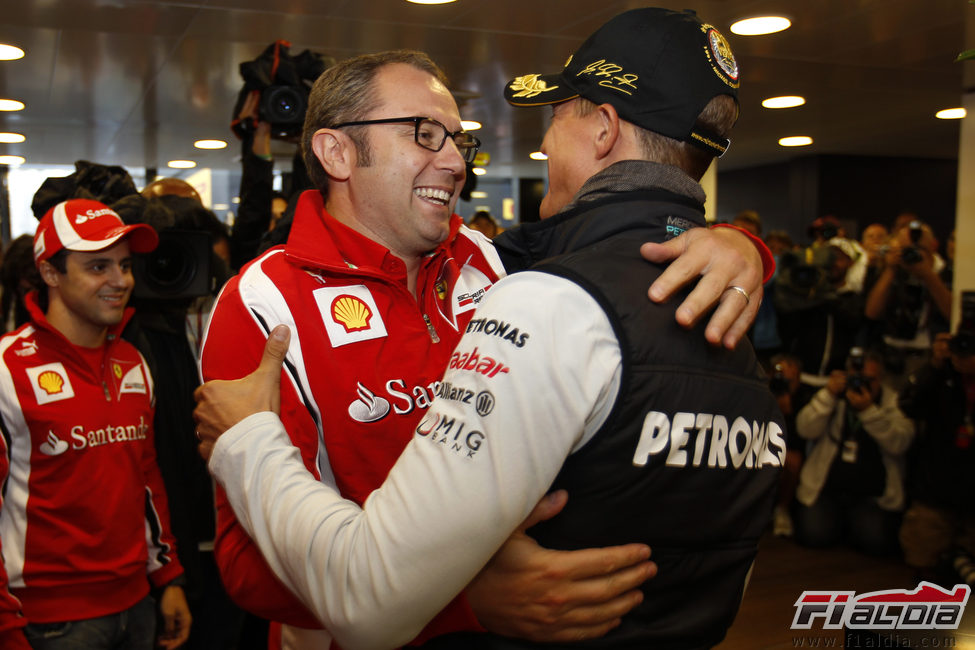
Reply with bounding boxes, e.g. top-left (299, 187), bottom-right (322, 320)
top-left (199, 48), bottom-right (769, 649)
